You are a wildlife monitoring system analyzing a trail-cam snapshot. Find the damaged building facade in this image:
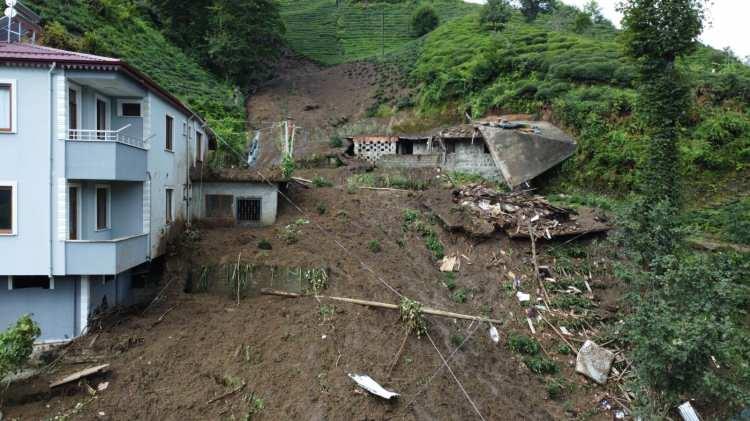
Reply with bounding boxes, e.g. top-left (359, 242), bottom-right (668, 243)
top-left (348, 119), bottom-right (577, 188)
